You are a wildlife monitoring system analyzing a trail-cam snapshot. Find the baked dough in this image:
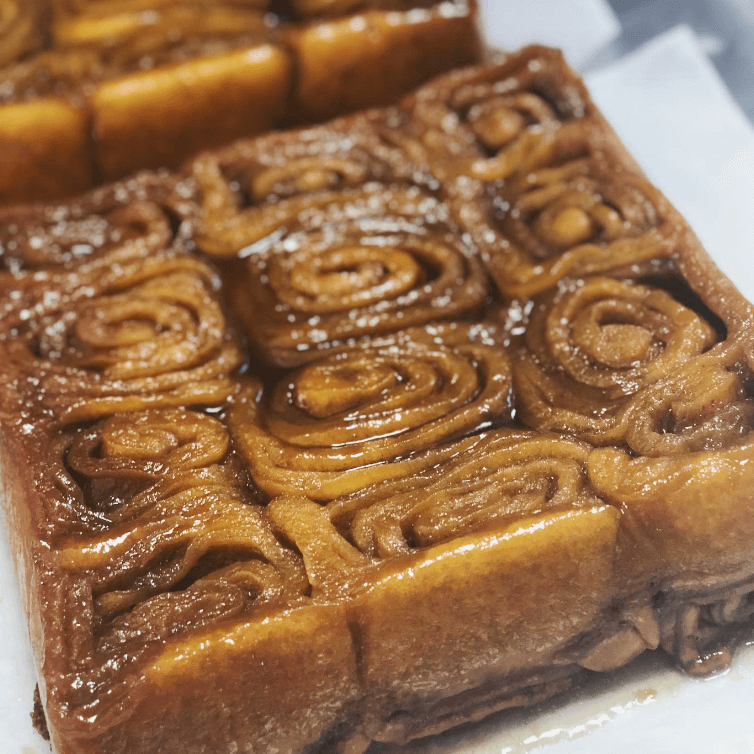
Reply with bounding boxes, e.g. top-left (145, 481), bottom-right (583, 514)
top-left (1, 47), bottom-right (753, 754)
top-left (0, 0), bottom-right (480, 203)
